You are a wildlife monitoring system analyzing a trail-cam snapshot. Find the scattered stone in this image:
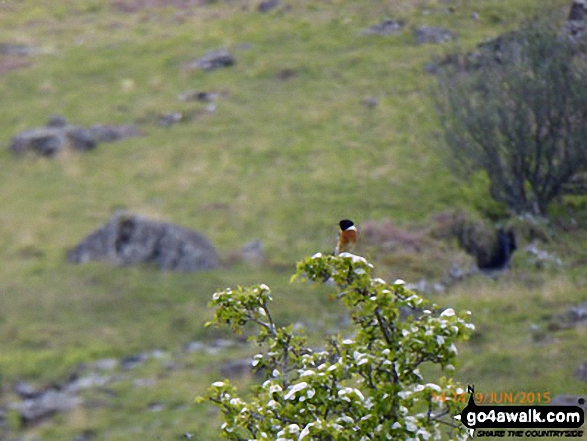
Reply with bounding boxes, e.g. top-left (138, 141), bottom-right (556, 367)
top-left (258, 0), bottom-right (279, 13)
top-left (185, 50), bottom-right (235, 71)
top-left (10, 117), bottom-right (140, 157)
top-left (11, 389), bottom-right (82, 427)
top-left (64, 374), bottom-right (111, 394)
top-left (89, 358), bottom-right (119, 371)
top-left (148, 401), bottom-right (165, 412)
top-left (120, 353), bottom-right (148, 370)
top-left (67, 212), bottom-right (221, 272)
top-left (524, 242), bottom-right (563, 269)
top-left (471, 12), bottom-right (480, 21)
top-left (220, 358), bottom-right (253, 379)
top-left (13, 381), bottom-right (40, 399)
top-left (362, 97), bottom-right (378, 108)
top-left (178, 90), bottom-right (218, 102)
top-left (569, 302), bottom-right (587, 324)
top-left (414, 26), bottom-right (457, 44)
top-left (405, 279), bottom-right (446, 295)
top-left (159, 112), bottom-right (183, 127)
top-left (212, 339), bottom-right (238, 349)
top-left (362, 19), bottom-right (404, 36)
top-left (184, 341), bottom-right (207, 353)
